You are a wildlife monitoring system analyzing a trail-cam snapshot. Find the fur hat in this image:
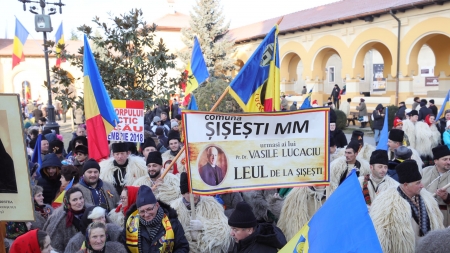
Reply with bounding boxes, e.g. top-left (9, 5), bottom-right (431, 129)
top-left (410, 110), bottom-right (419, 116)
top-left (136, 185), bottom-right (157, 208)
top-left (351, 130), bottom-right (364, 146)
top-left (146, 151), bottom-right (162, 166)
top-left (180, 172), bottom-right (189, 195)
top-left (111, 142), bottom-right (128, 153)
top-left (346, 140), bottom-right (361, 153)
top-left (432, 145), bottom-right (450, 160)
top-left (370, 150), bottom-right (388, 165)
top-left (228, 201), bottom-right (257, 228)
top-left (73, 136), bottom-right (88, 148)
top-left (49, 140), bottom-right (64, 154)
top-left (167, 130), bottom-right (181, 144)
top-left (74, 145), bottom-right (88, 155)
top-left (141, 137), bottom-right (156, 152)
top-left (330, 109), bottom-right (337, 123)
top-left (396, 160), bottom-right (422, 184)
top-left (394, 146), bottom-right (412, 160)
top-left (388, 129), bottom-right (404, 143)
top-left (82, 158), bottom-right (100, 174)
